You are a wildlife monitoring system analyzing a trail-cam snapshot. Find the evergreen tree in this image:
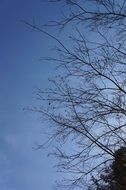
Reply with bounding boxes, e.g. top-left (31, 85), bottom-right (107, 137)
top-left (93, 147), bottom-right (126, 190)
